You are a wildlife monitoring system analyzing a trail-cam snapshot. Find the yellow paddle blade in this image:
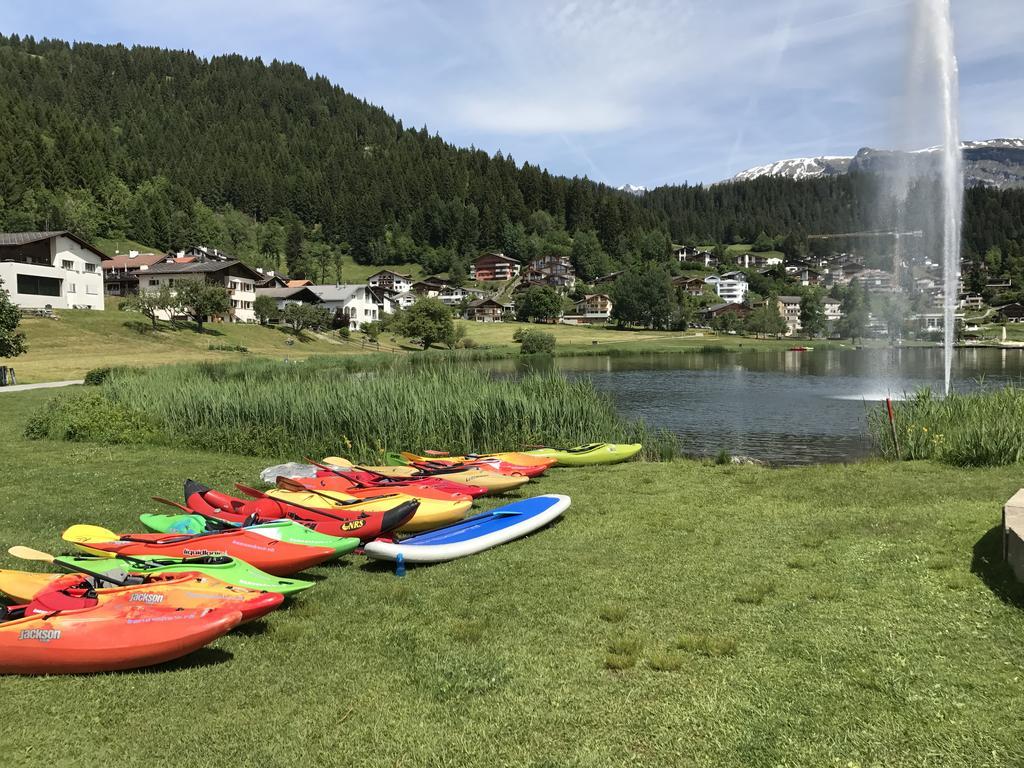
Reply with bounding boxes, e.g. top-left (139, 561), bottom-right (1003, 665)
top-left (62, 524), bottom-right (120, 545)
top-left (400, 451), bottom-right (425, 462)
top-left (322, 456), bottom-right (353, 467)
top-left (7, 545), bottom-right (56, 563)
